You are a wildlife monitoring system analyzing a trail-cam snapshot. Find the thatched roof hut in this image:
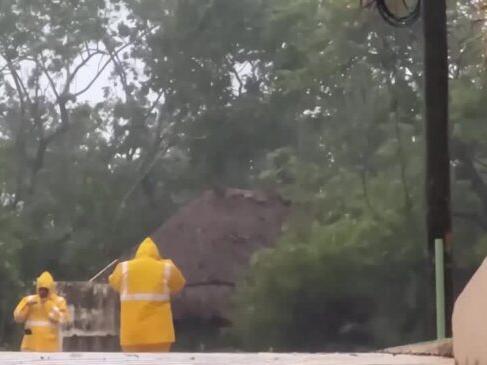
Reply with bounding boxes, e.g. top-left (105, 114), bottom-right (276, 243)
top-left (150, 188), bottom-right (289, 321)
